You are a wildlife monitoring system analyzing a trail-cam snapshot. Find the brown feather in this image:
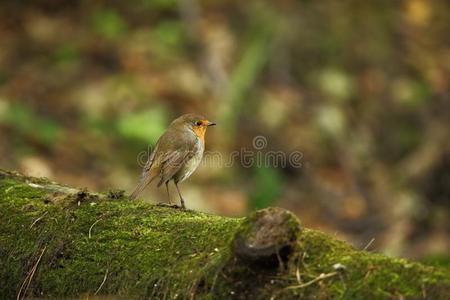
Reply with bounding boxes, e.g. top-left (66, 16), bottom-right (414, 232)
top-left (157, 149), bottom-right (195, 187)
top-left (129, 167), bottom-right (158, 200)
